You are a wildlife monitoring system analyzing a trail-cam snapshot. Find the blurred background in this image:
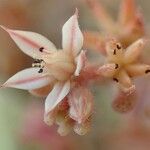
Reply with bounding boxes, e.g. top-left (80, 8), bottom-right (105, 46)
top-left (0, 0), bottom-right (150, 150)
